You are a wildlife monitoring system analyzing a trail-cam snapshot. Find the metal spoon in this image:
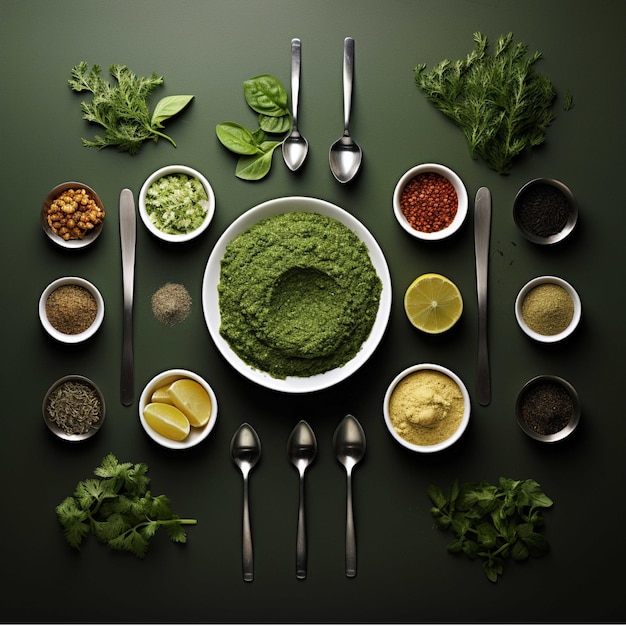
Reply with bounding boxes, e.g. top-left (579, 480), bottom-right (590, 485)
top-left (329, 37), bottom-right (362, 183)
top-left (333, 414), bottom-right (366, 577)
top-left (230, 423), bottom-right (261, 582)
top-left (287, 420), bottom-right (317, 579)
top-left (282, 38), bottom-right (308, 172)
